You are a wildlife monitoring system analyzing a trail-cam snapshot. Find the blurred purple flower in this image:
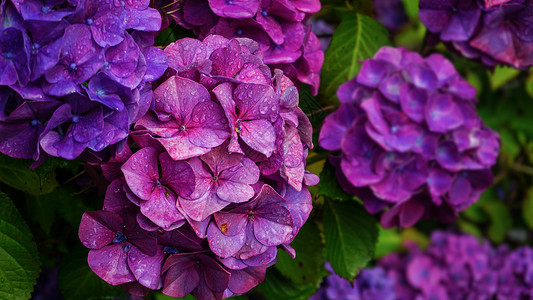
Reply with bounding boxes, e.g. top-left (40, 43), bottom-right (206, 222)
top-left (319, 47), bottom-right (499, 227)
